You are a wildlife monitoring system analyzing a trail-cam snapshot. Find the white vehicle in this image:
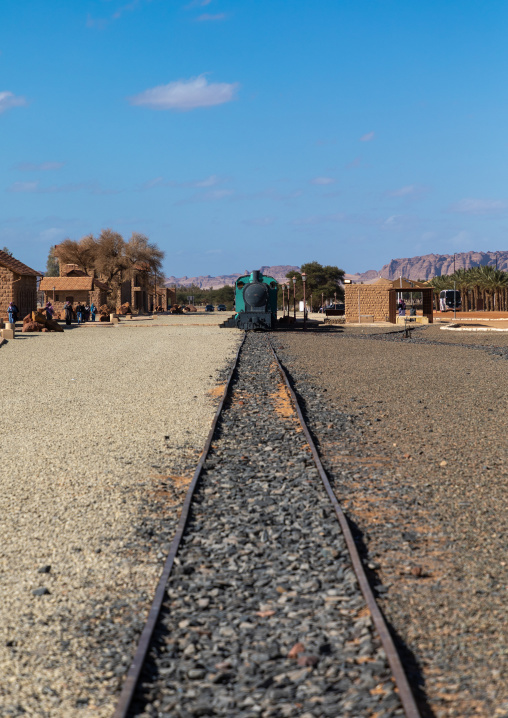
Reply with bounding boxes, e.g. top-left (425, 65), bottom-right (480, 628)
top-left (439, 289), bottom-right (461, 311)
